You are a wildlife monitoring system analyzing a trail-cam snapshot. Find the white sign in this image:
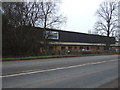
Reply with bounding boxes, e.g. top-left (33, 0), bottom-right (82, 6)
top-left (46, 31), bottom-right (59, 40)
